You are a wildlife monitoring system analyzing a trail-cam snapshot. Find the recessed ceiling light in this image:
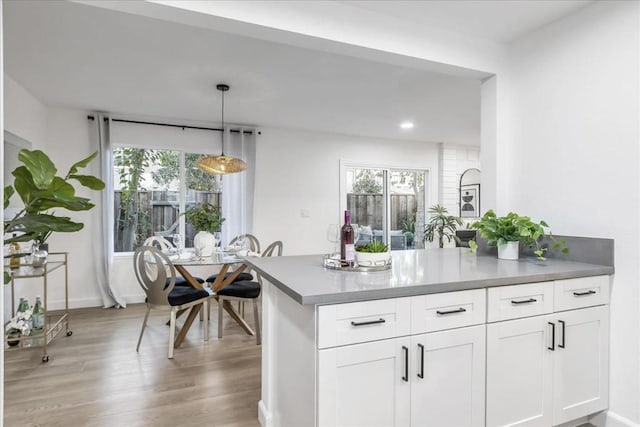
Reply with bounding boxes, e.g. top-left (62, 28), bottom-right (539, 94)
top-left (400, 121), bottom-right (414, 129)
